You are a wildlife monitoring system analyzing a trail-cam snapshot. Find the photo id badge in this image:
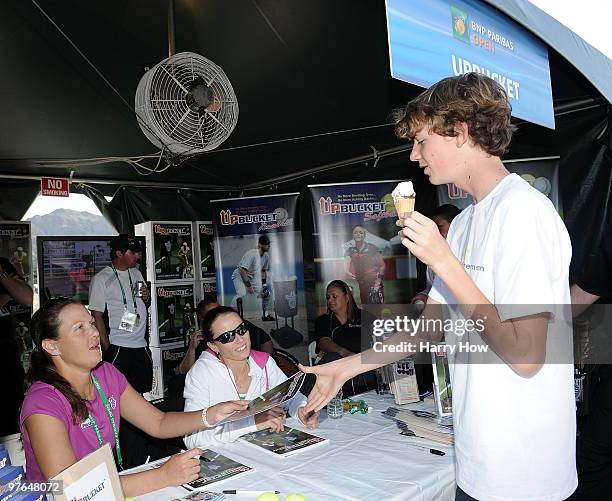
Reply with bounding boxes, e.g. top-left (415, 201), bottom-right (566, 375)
top-left (119, 310), bottom-right (137, 332)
